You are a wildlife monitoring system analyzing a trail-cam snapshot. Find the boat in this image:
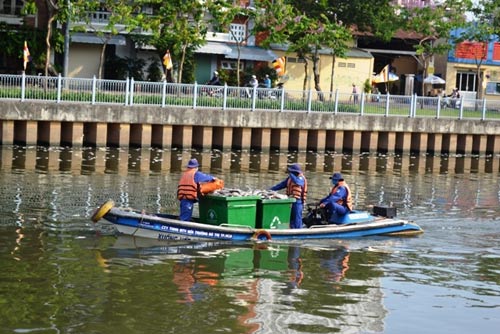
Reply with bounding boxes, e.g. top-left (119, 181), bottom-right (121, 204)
top-left (91, 200), bottom-right (423, 241)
